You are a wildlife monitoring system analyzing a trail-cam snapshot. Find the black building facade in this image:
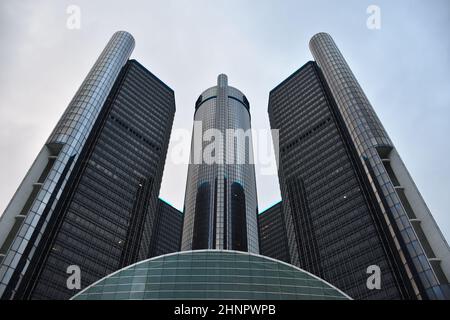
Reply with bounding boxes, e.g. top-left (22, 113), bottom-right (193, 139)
top-left (268, 33), bottom-right (450, 300)
top-left (0, 32), bottom-right (175, 300)
top-left (257, 202), bottom-right (290, 263)
top-left (21, 59), bottom-right (173, 300)
top-left (149, 199), bottom-right (183, 258)
top-left (269, 60), bottom-right (411, 299)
